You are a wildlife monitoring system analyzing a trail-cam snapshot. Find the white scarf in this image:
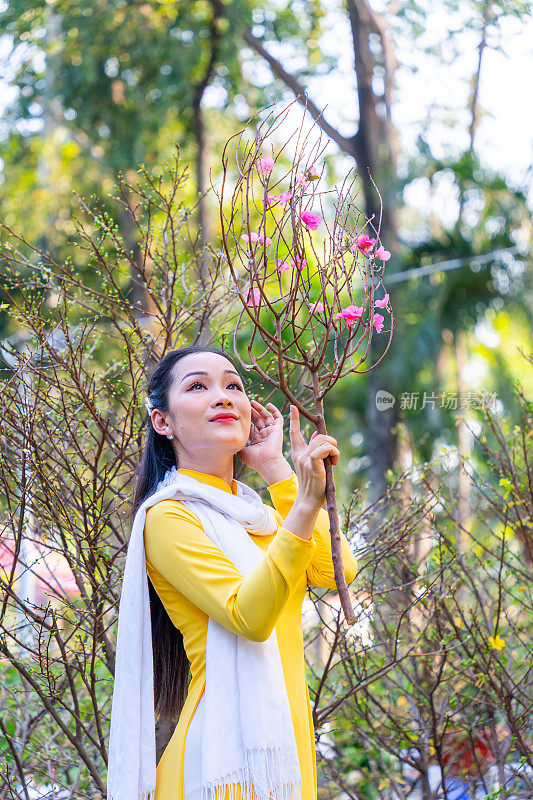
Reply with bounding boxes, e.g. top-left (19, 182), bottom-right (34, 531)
top-left (107, 467), bottom-right (302, 800)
